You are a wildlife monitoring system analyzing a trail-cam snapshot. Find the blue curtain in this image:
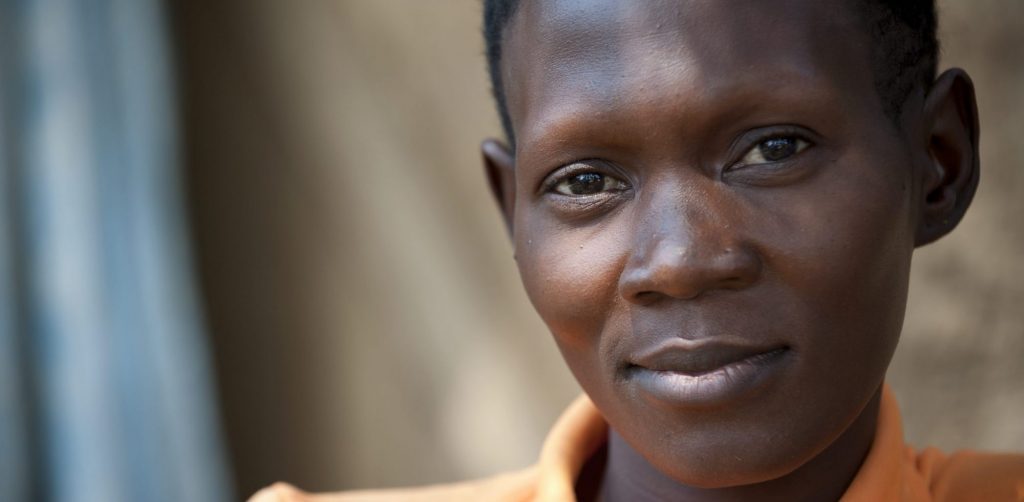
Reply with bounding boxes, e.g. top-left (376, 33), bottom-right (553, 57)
top-left (0, 1), bottom-right (232, 501)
